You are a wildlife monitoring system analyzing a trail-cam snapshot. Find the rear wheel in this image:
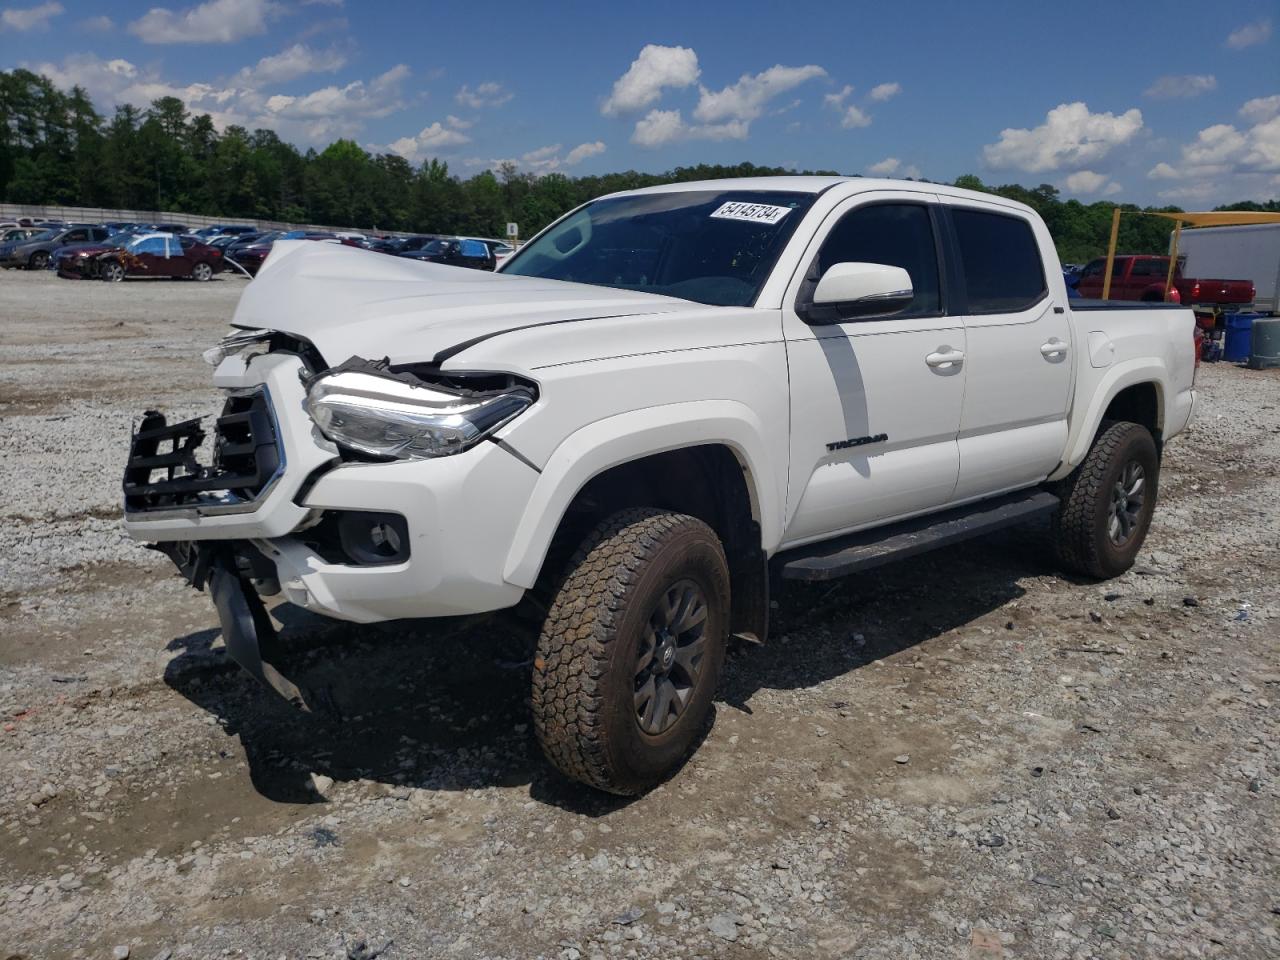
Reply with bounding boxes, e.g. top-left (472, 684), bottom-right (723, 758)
top-left (1051, 420), bottom-right (1159, 579)
top-left (191, 261), bottom-right (213, 281)
top-left (532, 508), bottom-right (729, 795)
top-left (28, 250), bottom-right (48, 270)
top-left (101, 260), bottom-right (125, 282)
